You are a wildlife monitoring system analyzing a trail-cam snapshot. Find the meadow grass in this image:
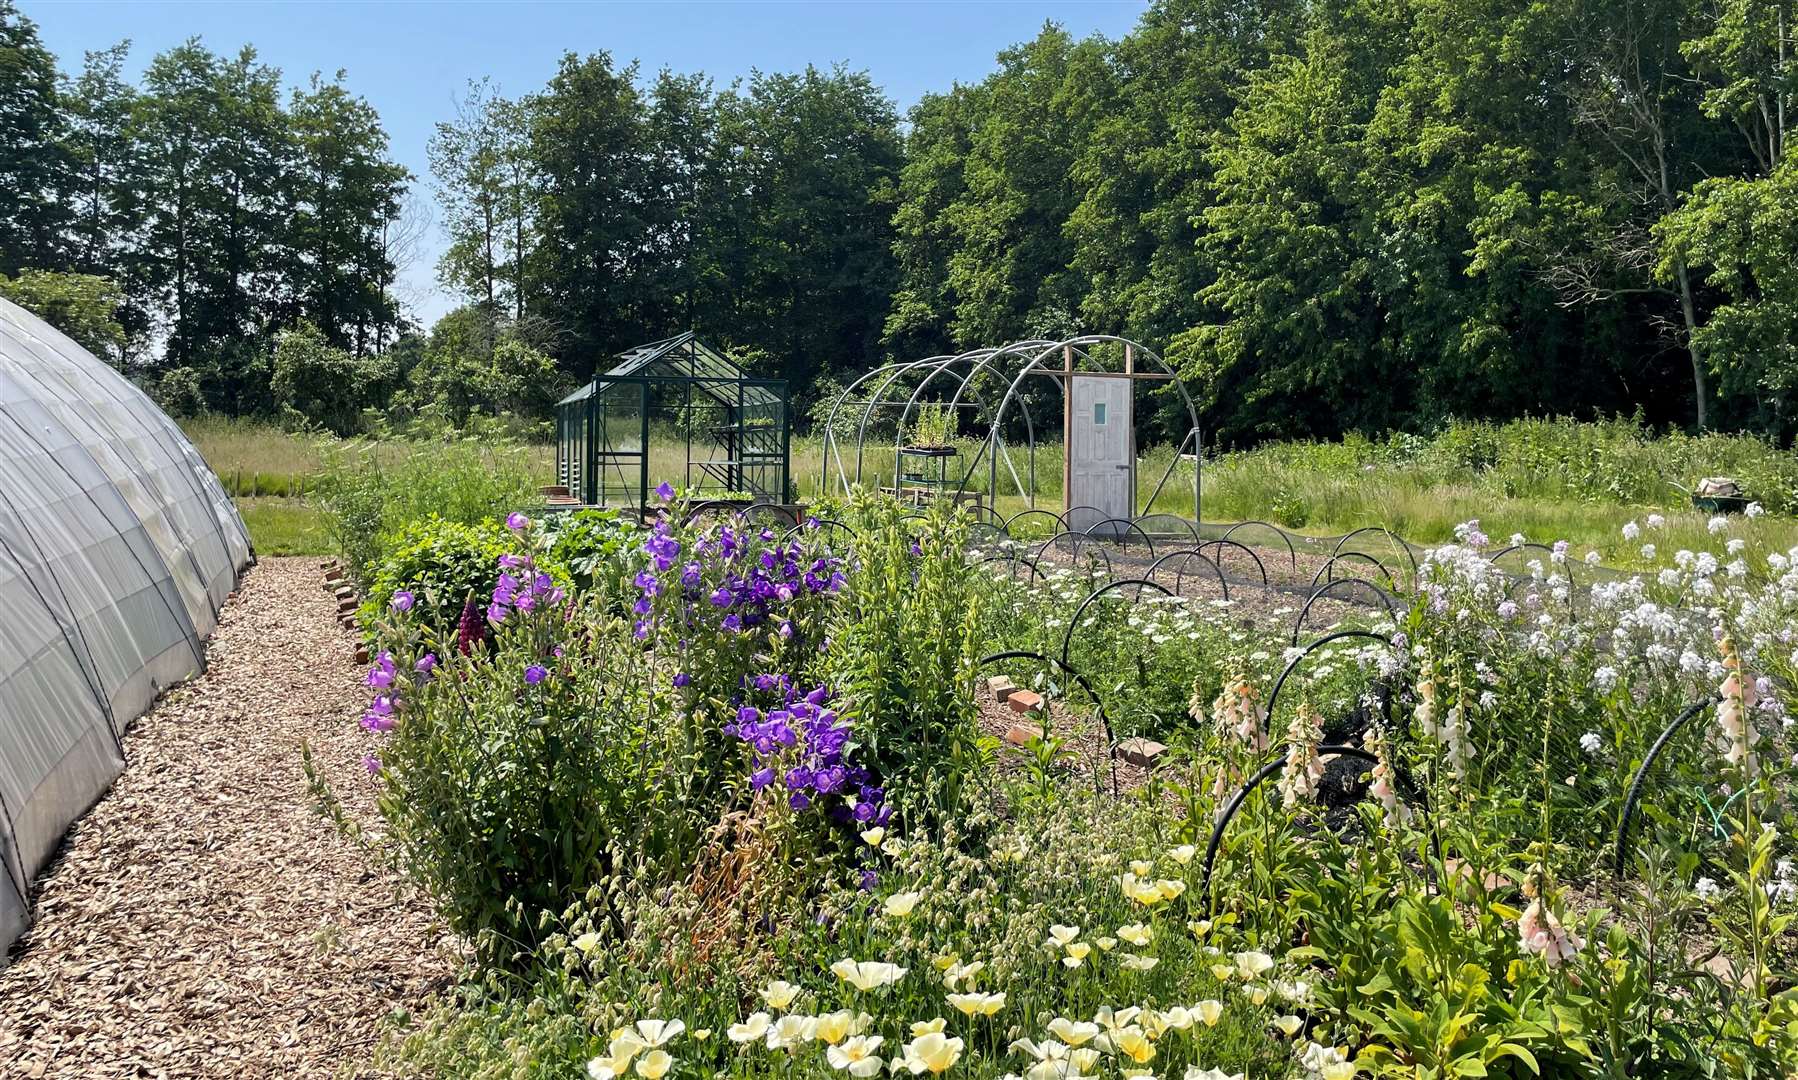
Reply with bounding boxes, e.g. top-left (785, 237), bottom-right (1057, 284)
top-left (235, 496), bottom-right (331, 555)
top-left (185, 417), bottom-right (1798, 564)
